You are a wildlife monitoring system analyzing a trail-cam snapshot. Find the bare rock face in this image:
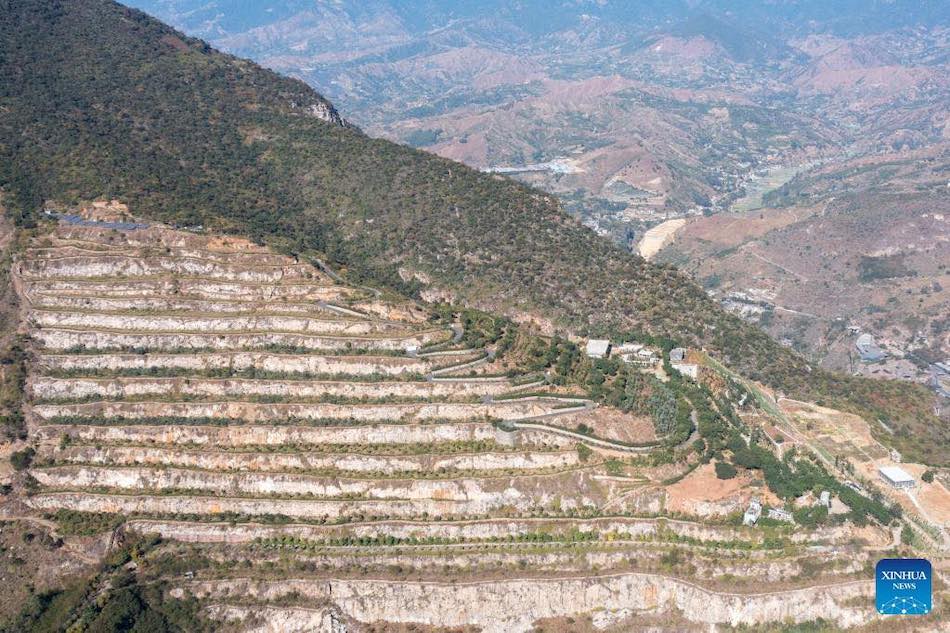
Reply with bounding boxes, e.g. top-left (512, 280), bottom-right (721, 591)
top-left (179, 575), bottom-right (875, 632)
top-left (206, 605), bottom-right (351, 633)
top-left (122, 516), bottom-right (797, 547)
top-left (26, 491), bottom-right (533, 520)
top-left (35, 420), bottom-right (501, 446)
top-left (33, 399), bottom-right (570, 424)
top-left (31, 375), bottom-right (512, 400)
top-left (302, 99), bottom-right (350, 129)
top-left (31, 327), bottom-right (443, 352)
top-left (51, 444), bottom-right (579, 474)
top-left (32, 465), bottom-right (599, 503)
